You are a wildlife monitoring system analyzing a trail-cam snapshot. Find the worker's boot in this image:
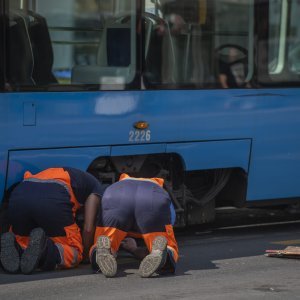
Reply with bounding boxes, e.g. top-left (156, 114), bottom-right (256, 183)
top-left (157, 248), bottom-right (176, 275)
top-left (20, 228), bottom-right (46, 275)
top-left (139, 235), bottom-right (167, 278)
top-left (0, 231), bottom-right (21, 273)
top-left (90, 248), bottom-right (99, 272)
top-left (96, 236), bottom-right (117, 277)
